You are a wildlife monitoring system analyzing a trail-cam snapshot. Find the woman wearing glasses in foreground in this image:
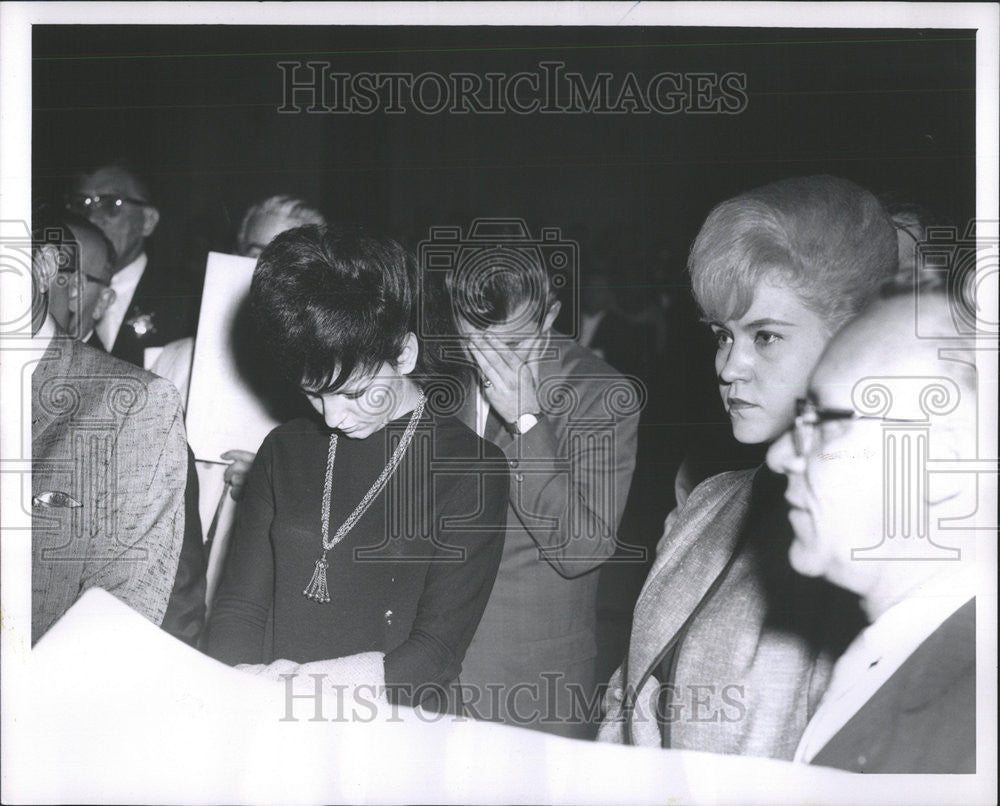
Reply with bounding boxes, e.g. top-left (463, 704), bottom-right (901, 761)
top-left (599, 175), bottom-right (899, 757)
